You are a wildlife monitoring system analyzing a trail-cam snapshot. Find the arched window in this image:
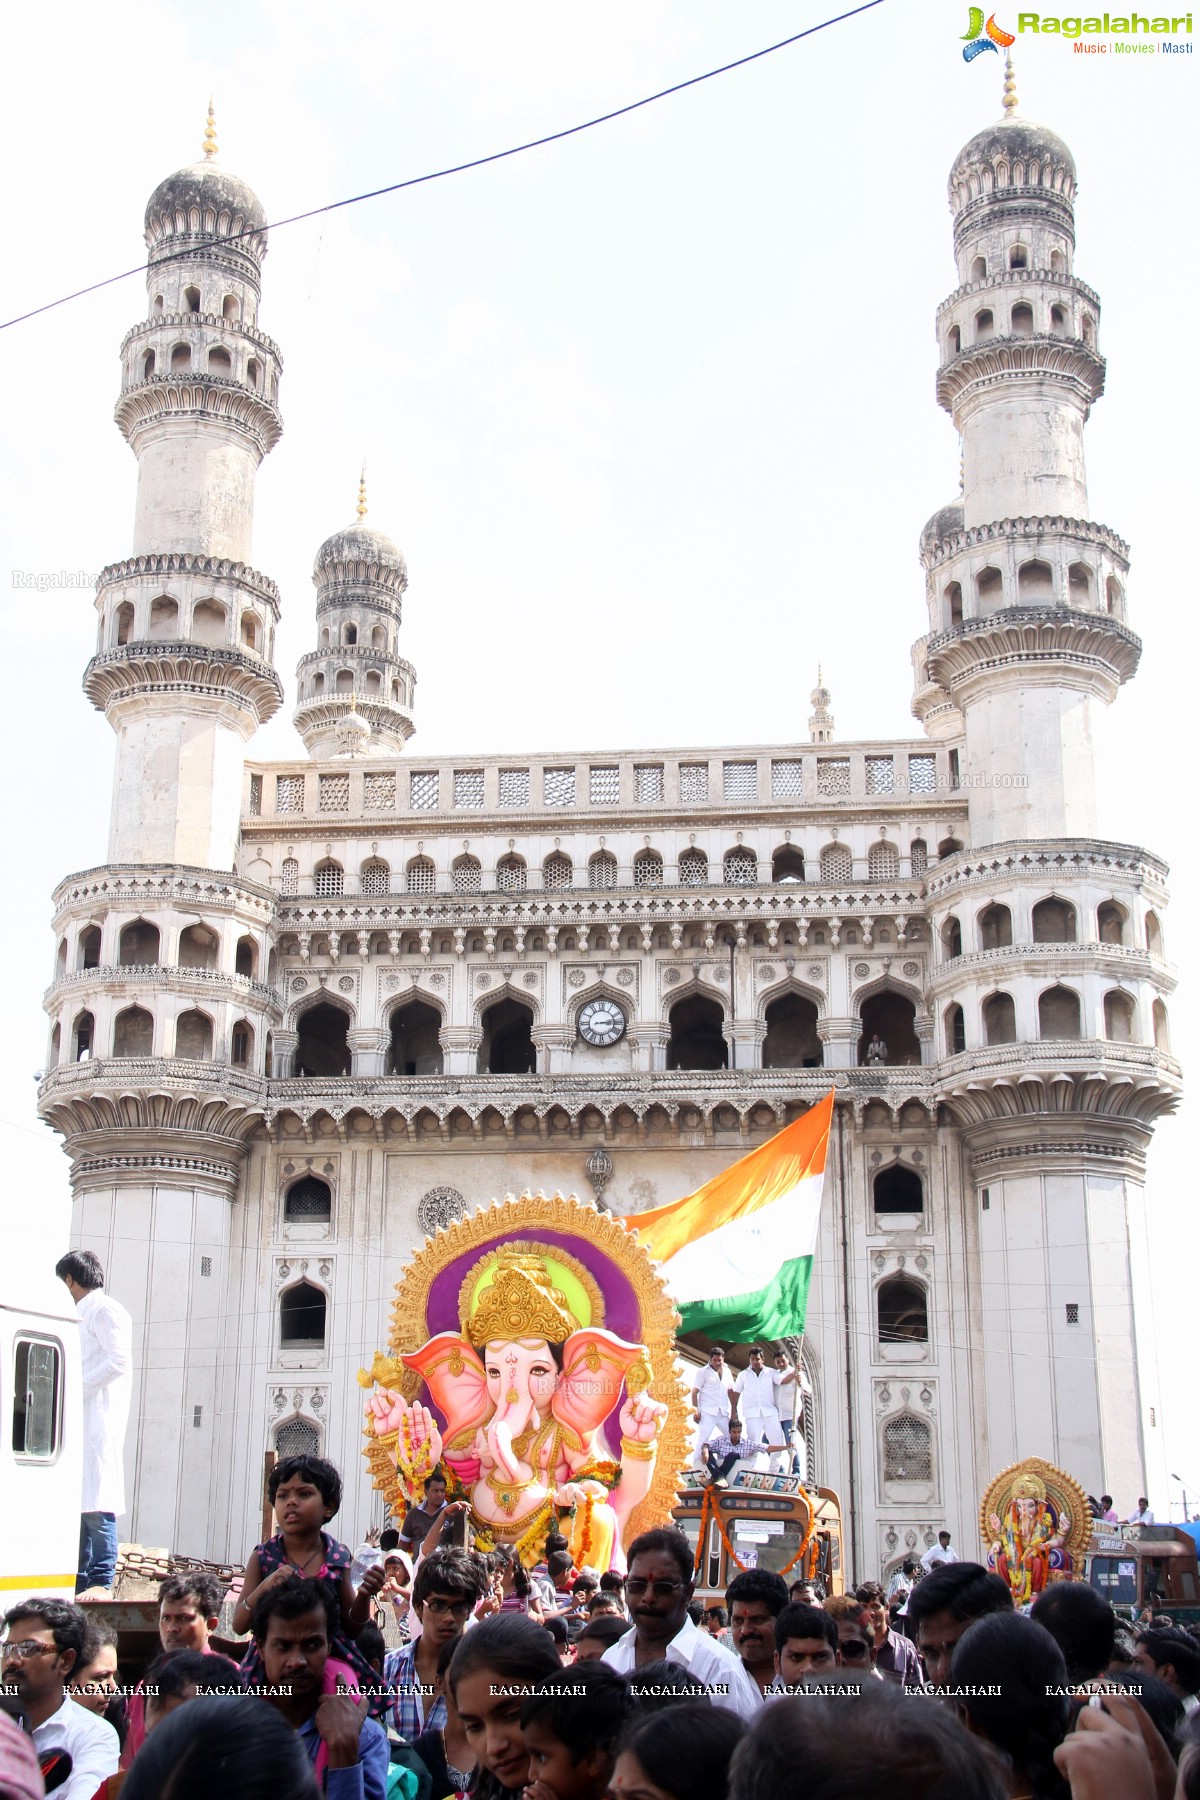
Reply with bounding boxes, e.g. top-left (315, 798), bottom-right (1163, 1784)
top-left (937, 837), bottom-right (963, 859)
top-left (819, 845), bottom-right (852, 883)
top-left (978, 903), bottom-right (1012, 950)
top-left (342, 623), bottom-right (358, 646)
top-left (1050, 303), bottom-right (1066, 334)
top-left (1106, 576), bottom-right (1123, 617)
top-left (946, 325), bottom-right (961, 357)
top-left (1153, 1000), bottom-right (1170, 1052)
top-left (1017, 559), bottom-right (1054, 603)
top-left (867, 842), bottom-right (899, 882)
top-left (360, 860), bottom-right (390, 896)
top-left (279, 1282), bottom-right (326, 1348)
top-left (1068, 563), bottom-right (1092, 606)
top-left (1082, 313), bottom-right (1096, 348)
top-left (119, 919), bottom-right (160, 966)
top-left (241, 612), bottom-right (260, 650)
top-left (174, 1010), bottom-right (213, 1059)
top-left (878, 1276), bottom-right (928, 1344)
top-left (231, 1019), bottom-right (254, 1067)
top-left (334, 669), bottom-right (354, 694)
top-left (1008, 244), bottom-right (1028, 269)
top-left (222, 294), bottom-right (240, 321)
top-left (1050, 249), bottom-right (1066, 274)
top-left (944, 581), bottom-right (963, 628)
top-left (389, 1000), bottom-right (444, 1076)
top-left (589, 851), bottom-right (618, 890)
top-left (49, 1023), bottom-right (61, 1068)
top-left (1032, 897), bottom-right (1076, 943)
top-left (666, 995), bottom-right (727, 1071)
top-left (944, 1003), bottom-right (966, 1055)
top-left (275, 1417), bottom-right (320, 1458)
top-left (364, 669), bottom-right (381, 694)
top-left (246, 357), bottom-right (261, 389)
top-left (771, 845), bottom-right (805, 883)
top-left (313, 860), bottom-right (344, 897)
top-left (208, 346), bottom-right (232, 373)
top-left (113, 1005), bottom-right (154, 1057)
top-left (497, 855), bottom-right (527, 893)
top-left (970, 255), bottom-right (987, 281)
top-left (1011, 302), bottom-right (1034, 335)
top-left (148, 596), bottom-right (179, 639)
top-left (142, 350), bottom-right (156, 380)
top-left (452, 856), bottom-right (482, 894)
top-left (295, 1003), bottom-right (351, 1077)
top-left (1103, 991), bottom-right (1135, 1043)
top-left (72, 1011), bottom-right (94, 1061)
top-left (1038, 986), bottom-right (1082, 1040)
top-left (542, 853), bottom-right (573, 891)
top-left (1097, 902), bottom-right (1126, 945)
top-left (982, 992), bottom-right (1017, 1045)
top-left (183, 285), bottom-right (201, 312)
top-left (1145, 910), bottom-right (1163, 957)
top-left (405, 856), bottom-right (436, 896)
top-left (975, 309), bottom-right (994, 340)
top-left (762, 995), bottom-right (822, 1068)
top-left (858, 991), bottom-right (921, 1067)
top-left (633, 849), bottom-right (663, 889)
top-left (909, 840), bottom-right (928, 878)
top-left (873, 1165), bottom-right (924, 1216)
top-left (883, 1414), bottom-right (932, 1483)
top-left (78, 926), bottom-right (102, 970)
top-left (678, 849), bottom-right (709, 887)
top-left (281, 858), bottom-right (299, 896)
top-left (976, 566), bottom-right (1003, 608)
top-left (940, 916), bottom-right (962, 961)
top-left (478, 998), bottom-right (536, 1074)
top-left (178, 923), bottom-right (218, 969)
top-left (114, 602), bottom-right (135, 646)
top-left (284, 1176), bottom-right (332, 1222)
top-left (371, 624), bottom-right (386, 649)
top-left (170, 342), bottom-right (191, 371)
top-left (723, 847), bottom-right (757, 887)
